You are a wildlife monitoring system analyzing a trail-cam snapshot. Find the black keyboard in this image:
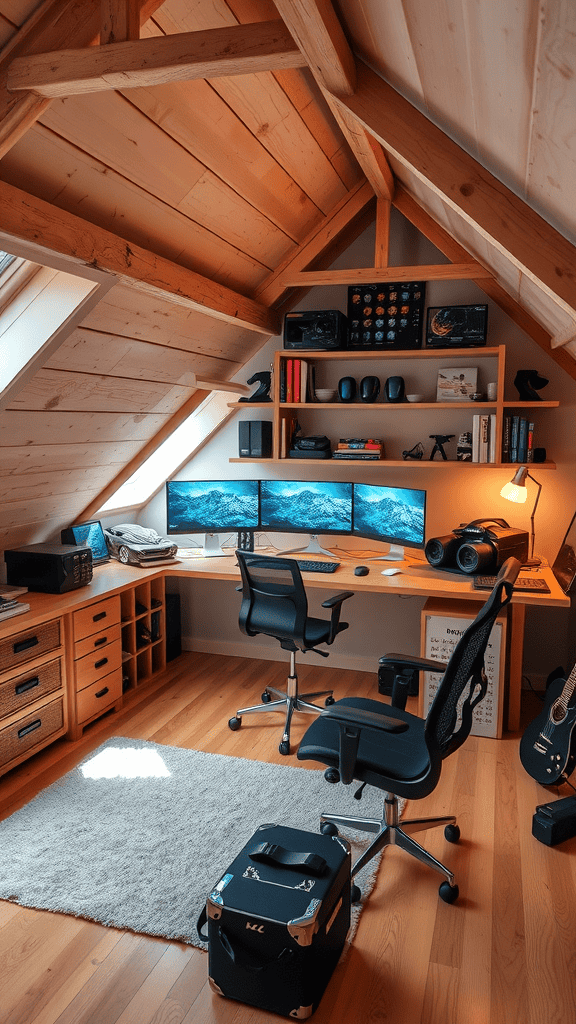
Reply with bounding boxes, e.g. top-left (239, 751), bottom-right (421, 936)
top-left (473, 575), bottom-right (550, 593)
top-left (295, 560), bottom-right (340, 573)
